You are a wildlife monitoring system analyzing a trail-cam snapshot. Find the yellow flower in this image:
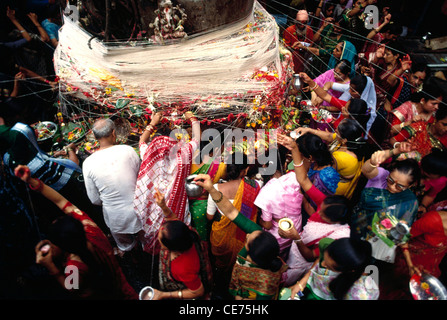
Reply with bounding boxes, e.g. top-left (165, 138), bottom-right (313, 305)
top-left (251, 123), bottom-right (256, 128)
top-left (421, 282), bottom-right (430, 290)
top-left (257, 120), bottom-right (262, 124)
